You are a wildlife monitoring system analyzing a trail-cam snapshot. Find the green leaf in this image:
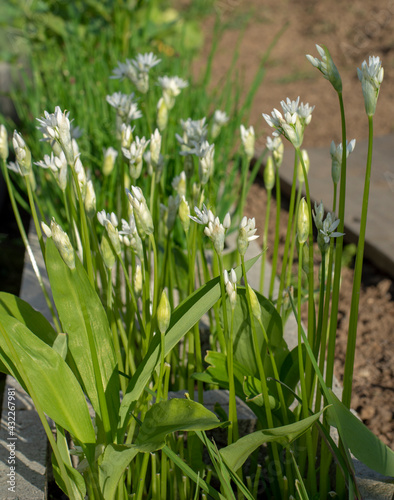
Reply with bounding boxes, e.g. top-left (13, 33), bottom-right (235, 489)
top-left (118, 253), bottom-right (262, 435)
top-left (328, 391), bottom-right (394, 477)
top-left (46, 239), bottom-right (119, 431)
top-left (100, 399), bottom-right (220, 498)
top-left (226, 287), bottom-right (286, 379)
top-left (135, 398), bottom-right (220, 452)
top-left (99, 444), bottom-right (139, 500)
top-left (52, 332), bottom-right (68, 360)
top-left (0, 292), bottom-right (57, 375)
top-left (0, 314), bottom-right (96, 444)
top-left (52, 453), bottom-right (86, 500)
top-left (220, 409), bottom-right (326, 471)
top-left (279, 344), bottom-right (306, 406)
